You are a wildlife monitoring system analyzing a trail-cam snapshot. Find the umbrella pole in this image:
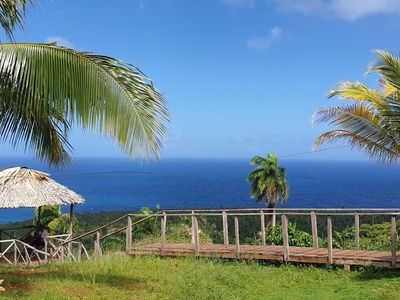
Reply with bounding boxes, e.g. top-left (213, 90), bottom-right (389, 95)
top-left (68, 204), bottom-right (74, 235)
top-left (37, 206), bottom-right (42, 227)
